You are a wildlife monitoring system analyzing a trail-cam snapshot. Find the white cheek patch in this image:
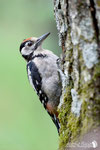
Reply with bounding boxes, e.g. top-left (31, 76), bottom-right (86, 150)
top-left (21, 47), bottom-right (33, 56)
